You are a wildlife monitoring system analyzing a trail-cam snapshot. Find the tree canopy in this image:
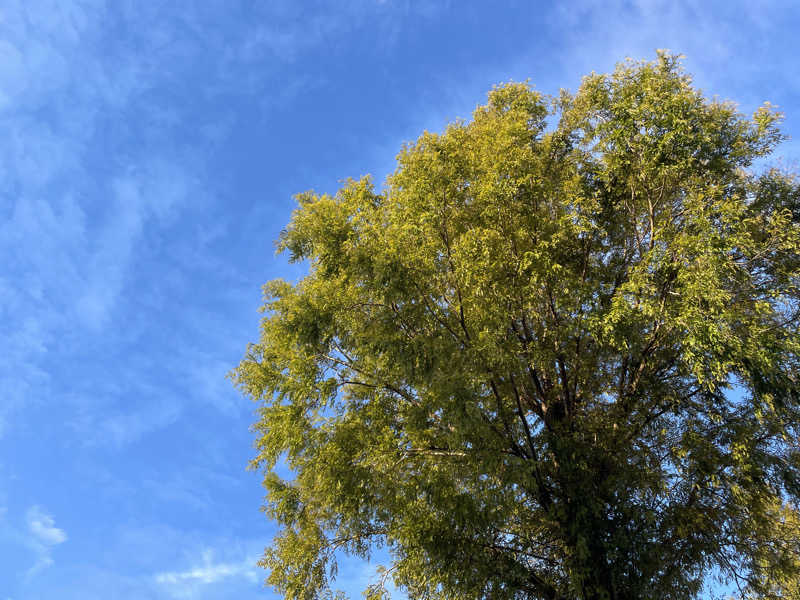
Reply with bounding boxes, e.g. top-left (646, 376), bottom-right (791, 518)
top-left (233, 53), bottom-right (800, 600)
